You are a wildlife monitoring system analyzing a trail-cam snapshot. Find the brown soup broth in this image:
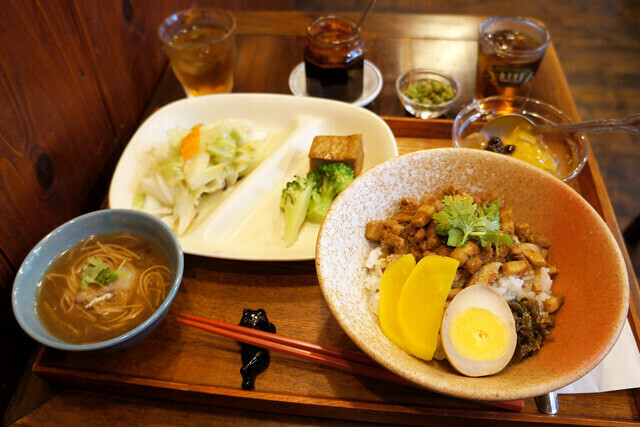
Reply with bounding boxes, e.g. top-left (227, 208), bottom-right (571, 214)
top-left (35, 233), bottom-right (171, 344)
